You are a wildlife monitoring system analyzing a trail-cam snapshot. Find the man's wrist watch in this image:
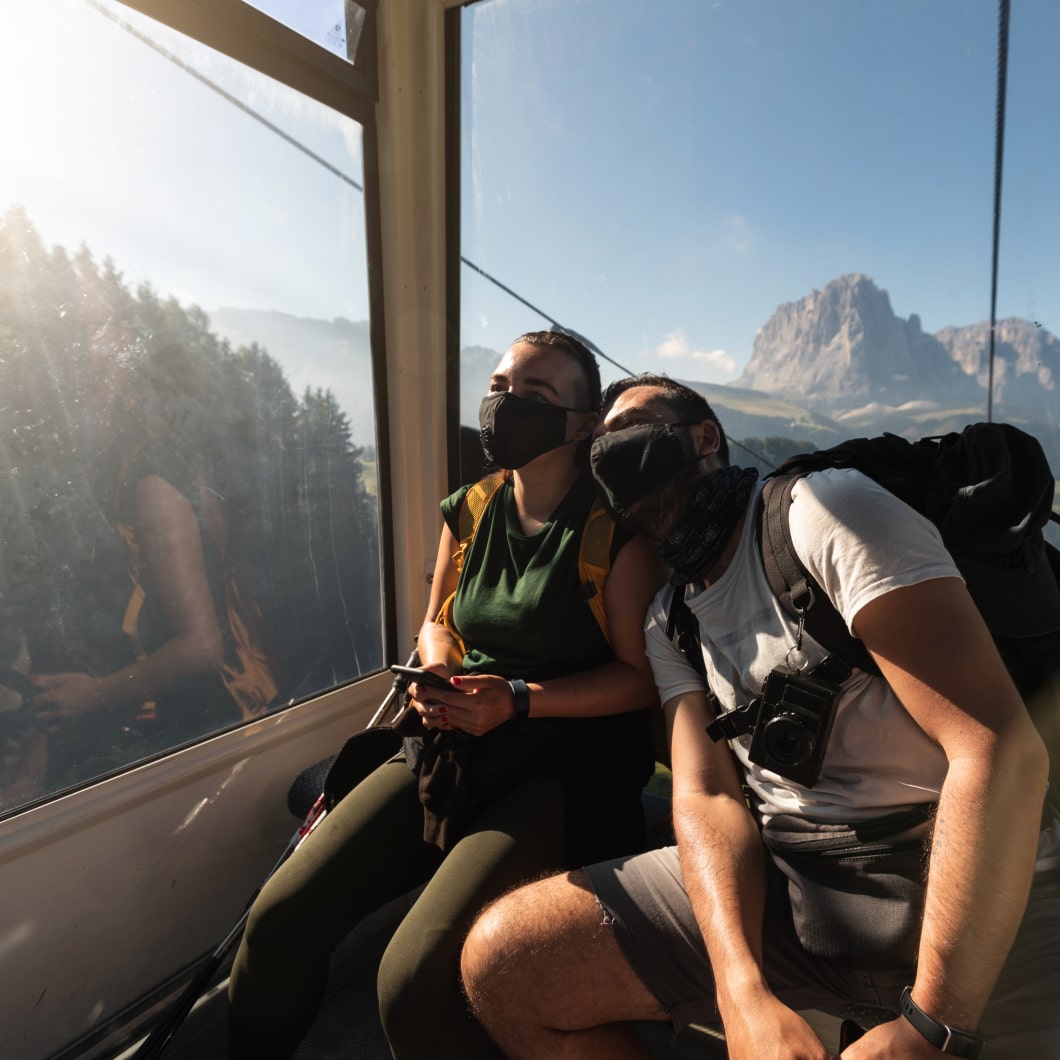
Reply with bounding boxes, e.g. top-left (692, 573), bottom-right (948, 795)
top-left (899, 986), bottom-right (985, 1058)
top-left (507, 678), bottom-right (530, 723)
